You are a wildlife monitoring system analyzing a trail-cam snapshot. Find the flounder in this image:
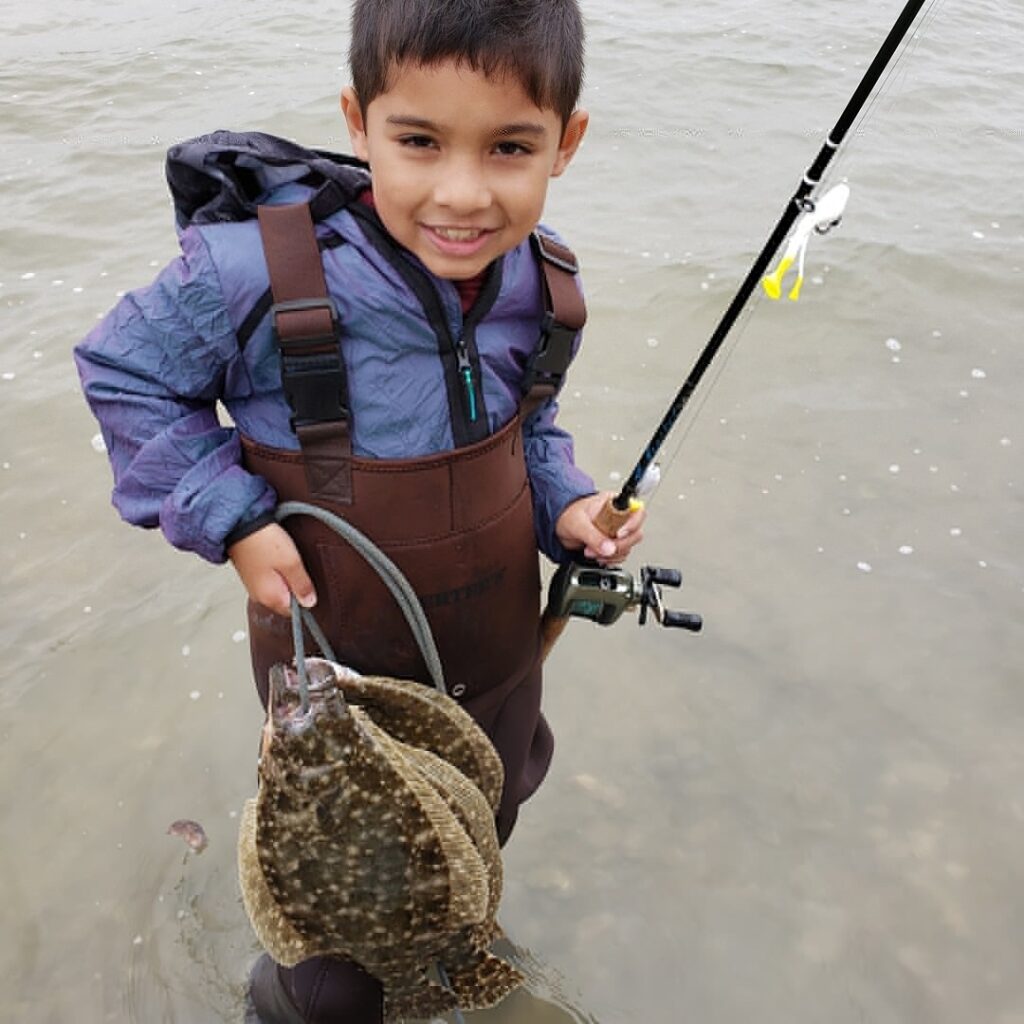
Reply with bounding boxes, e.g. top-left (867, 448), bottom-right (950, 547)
top-left (237, 658), bottom-right (522, 1021)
